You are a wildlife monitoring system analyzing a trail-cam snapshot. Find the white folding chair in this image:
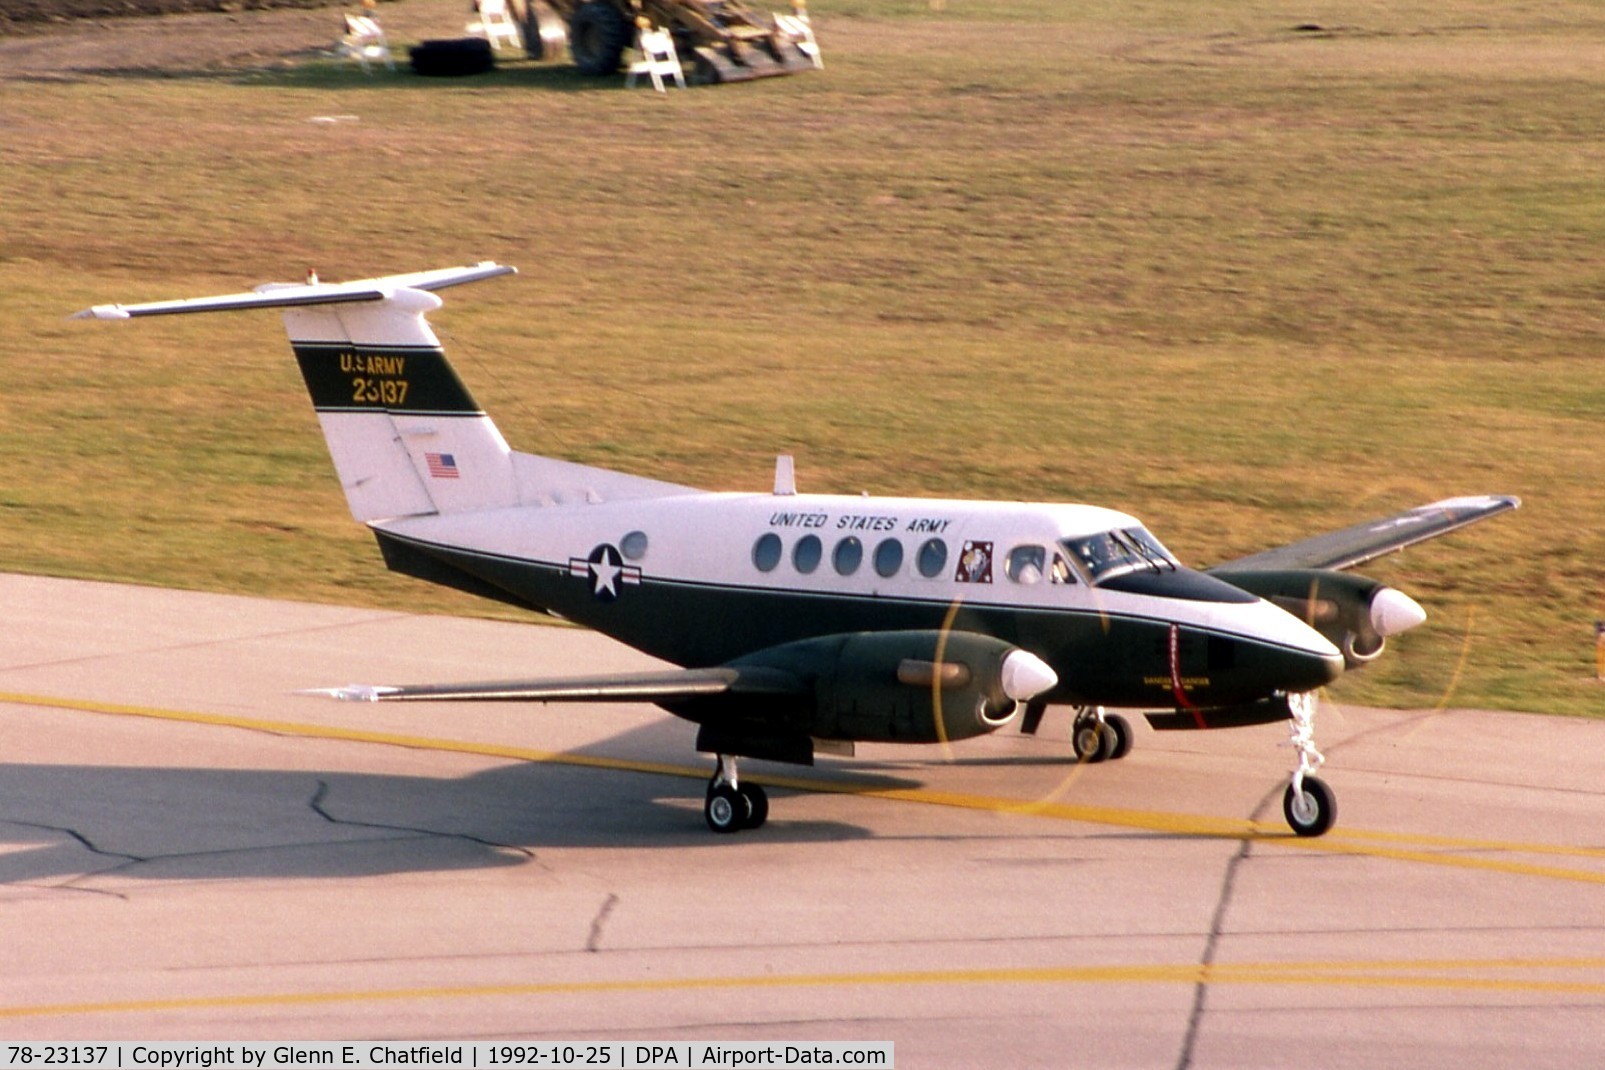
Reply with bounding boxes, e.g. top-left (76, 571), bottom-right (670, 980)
top-left (775, 7), bottom-right (821, 69)
top-left (626, 24), bottom-right (687, 92)
top-left (339, 13), bottom-right (395, 72)
top-left (467, 0), bottom-right (523, 51)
